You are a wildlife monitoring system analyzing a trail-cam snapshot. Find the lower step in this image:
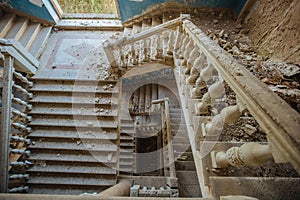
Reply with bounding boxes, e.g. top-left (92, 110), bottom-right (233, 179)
top-left (27, 174), bottom-right (116, 186)
top-left (29, 185), bottom-right (109, 195)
